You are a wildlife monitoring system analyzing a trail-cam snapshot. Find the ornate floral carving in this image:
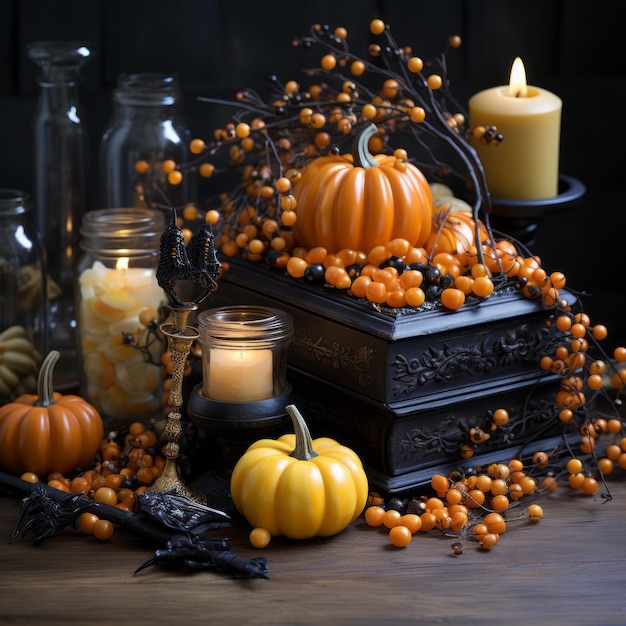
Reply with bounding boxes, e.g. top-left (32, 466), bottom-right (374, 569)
top-left (392, 325), bottom-right (560, 398)
top-left (399, 396), bottom-right (558, 462)
top-left (292, 328), bottom-right (374, 387)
